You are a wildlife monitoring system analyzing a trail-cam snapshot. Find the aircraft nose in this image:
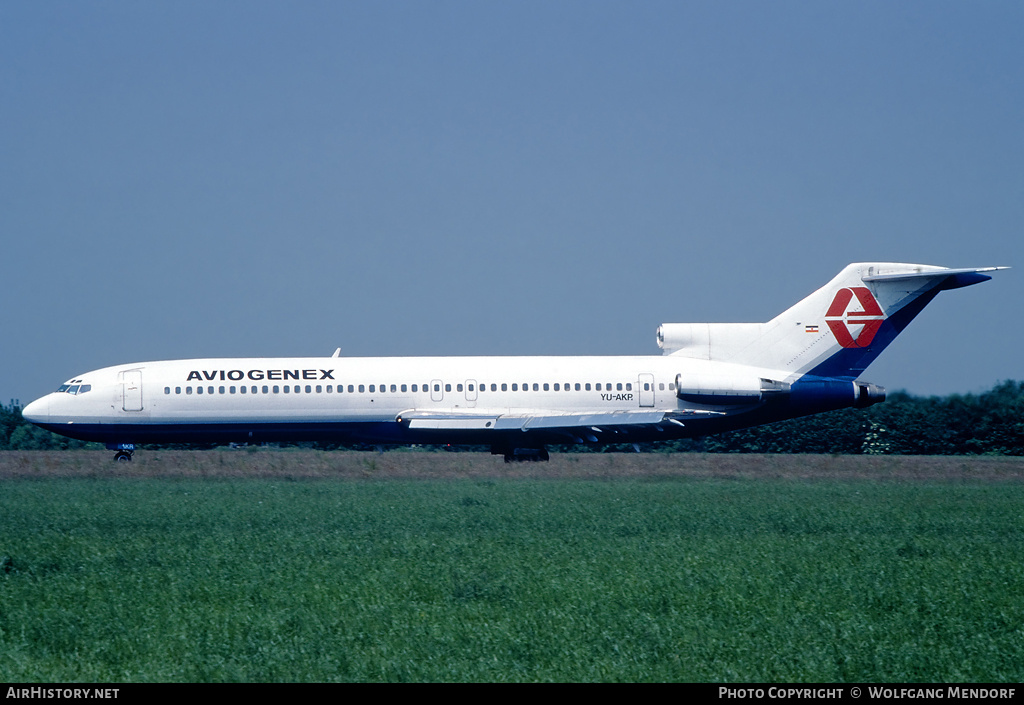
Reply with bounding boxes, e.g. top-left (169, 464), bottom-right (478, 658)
top-left (21, 396), bottom-right (50, 424)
